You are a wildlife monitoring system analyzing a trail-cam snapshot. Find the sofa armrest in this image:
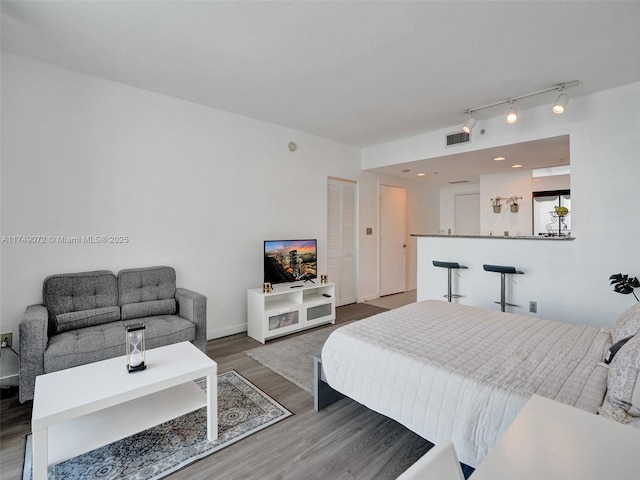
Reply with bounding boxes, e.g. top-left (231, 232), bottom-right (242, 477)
top-left (19, 304), bottom-right (49, 403)
top-left (175, 288), bottom-right (207, 352)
